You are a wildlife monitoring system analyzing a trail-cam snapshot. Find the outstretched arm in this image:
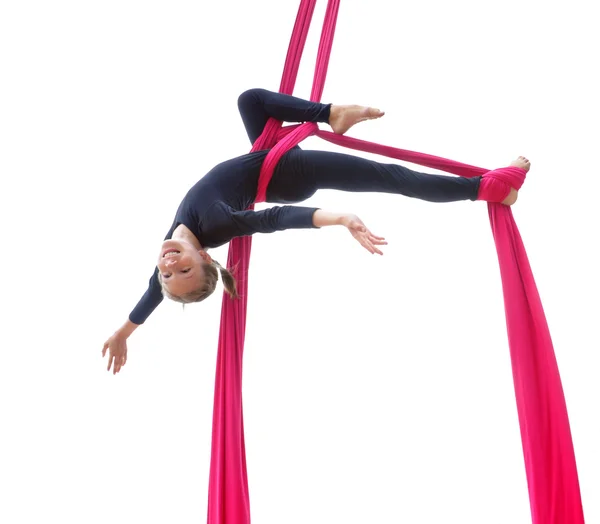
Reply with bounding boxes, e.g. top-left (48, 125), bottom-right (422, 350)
top-left (102, 219), bottom-right (178, 374)
top-left (224, 204), bottom-right (387, 255)
top-left (128, 268), bottom-right (164, 325)
top-left (102, 249), bottom-right (167, 374)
